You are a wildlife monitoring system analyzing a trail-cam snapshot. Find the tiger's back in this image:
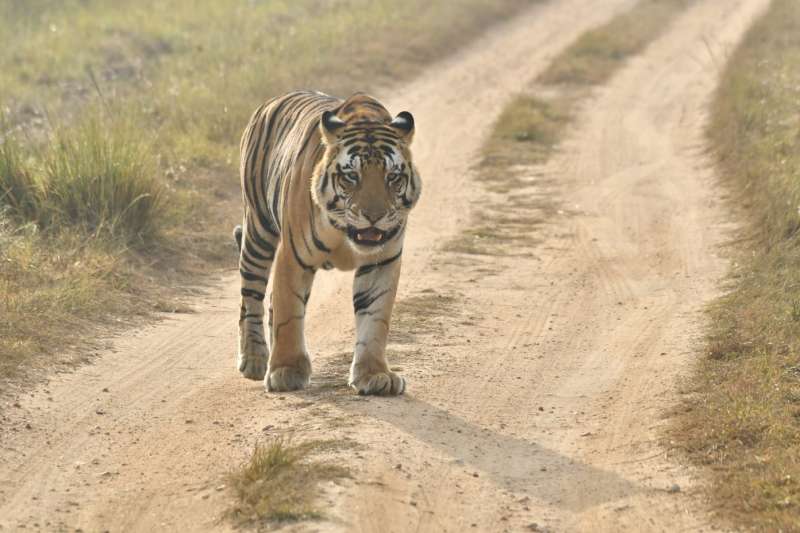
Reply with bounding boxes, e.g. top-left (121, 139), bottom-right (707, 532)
top-left (239, 91), bottom-right (340, 240)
